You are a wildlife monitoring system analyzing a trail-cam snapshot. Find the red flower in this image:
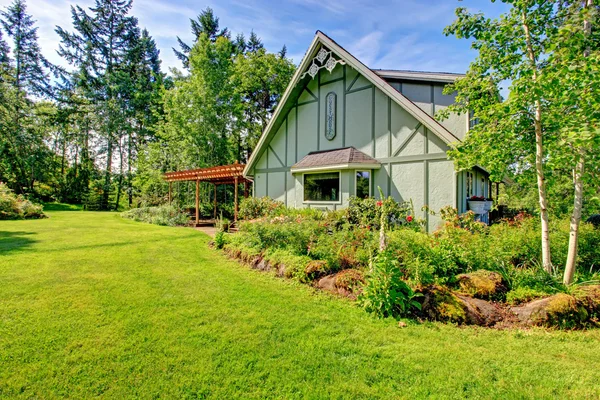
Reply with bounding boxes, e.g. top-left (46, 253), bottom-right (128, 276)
top-left (376, 201), bottom-right (383, 207)
top-left (406, 215), bottom-right (413, 222)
